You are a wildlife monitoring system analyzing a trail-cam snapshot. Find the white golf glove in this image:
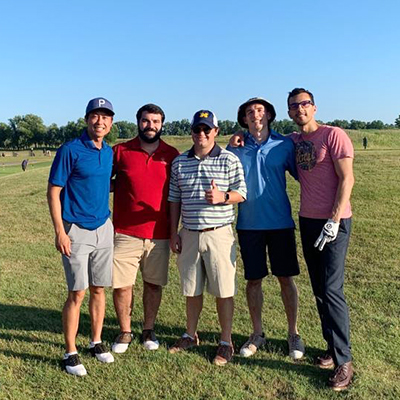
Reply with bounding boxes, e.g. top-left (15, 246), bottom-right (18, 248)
top-left (314, 219), bottom-right (340, 251)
